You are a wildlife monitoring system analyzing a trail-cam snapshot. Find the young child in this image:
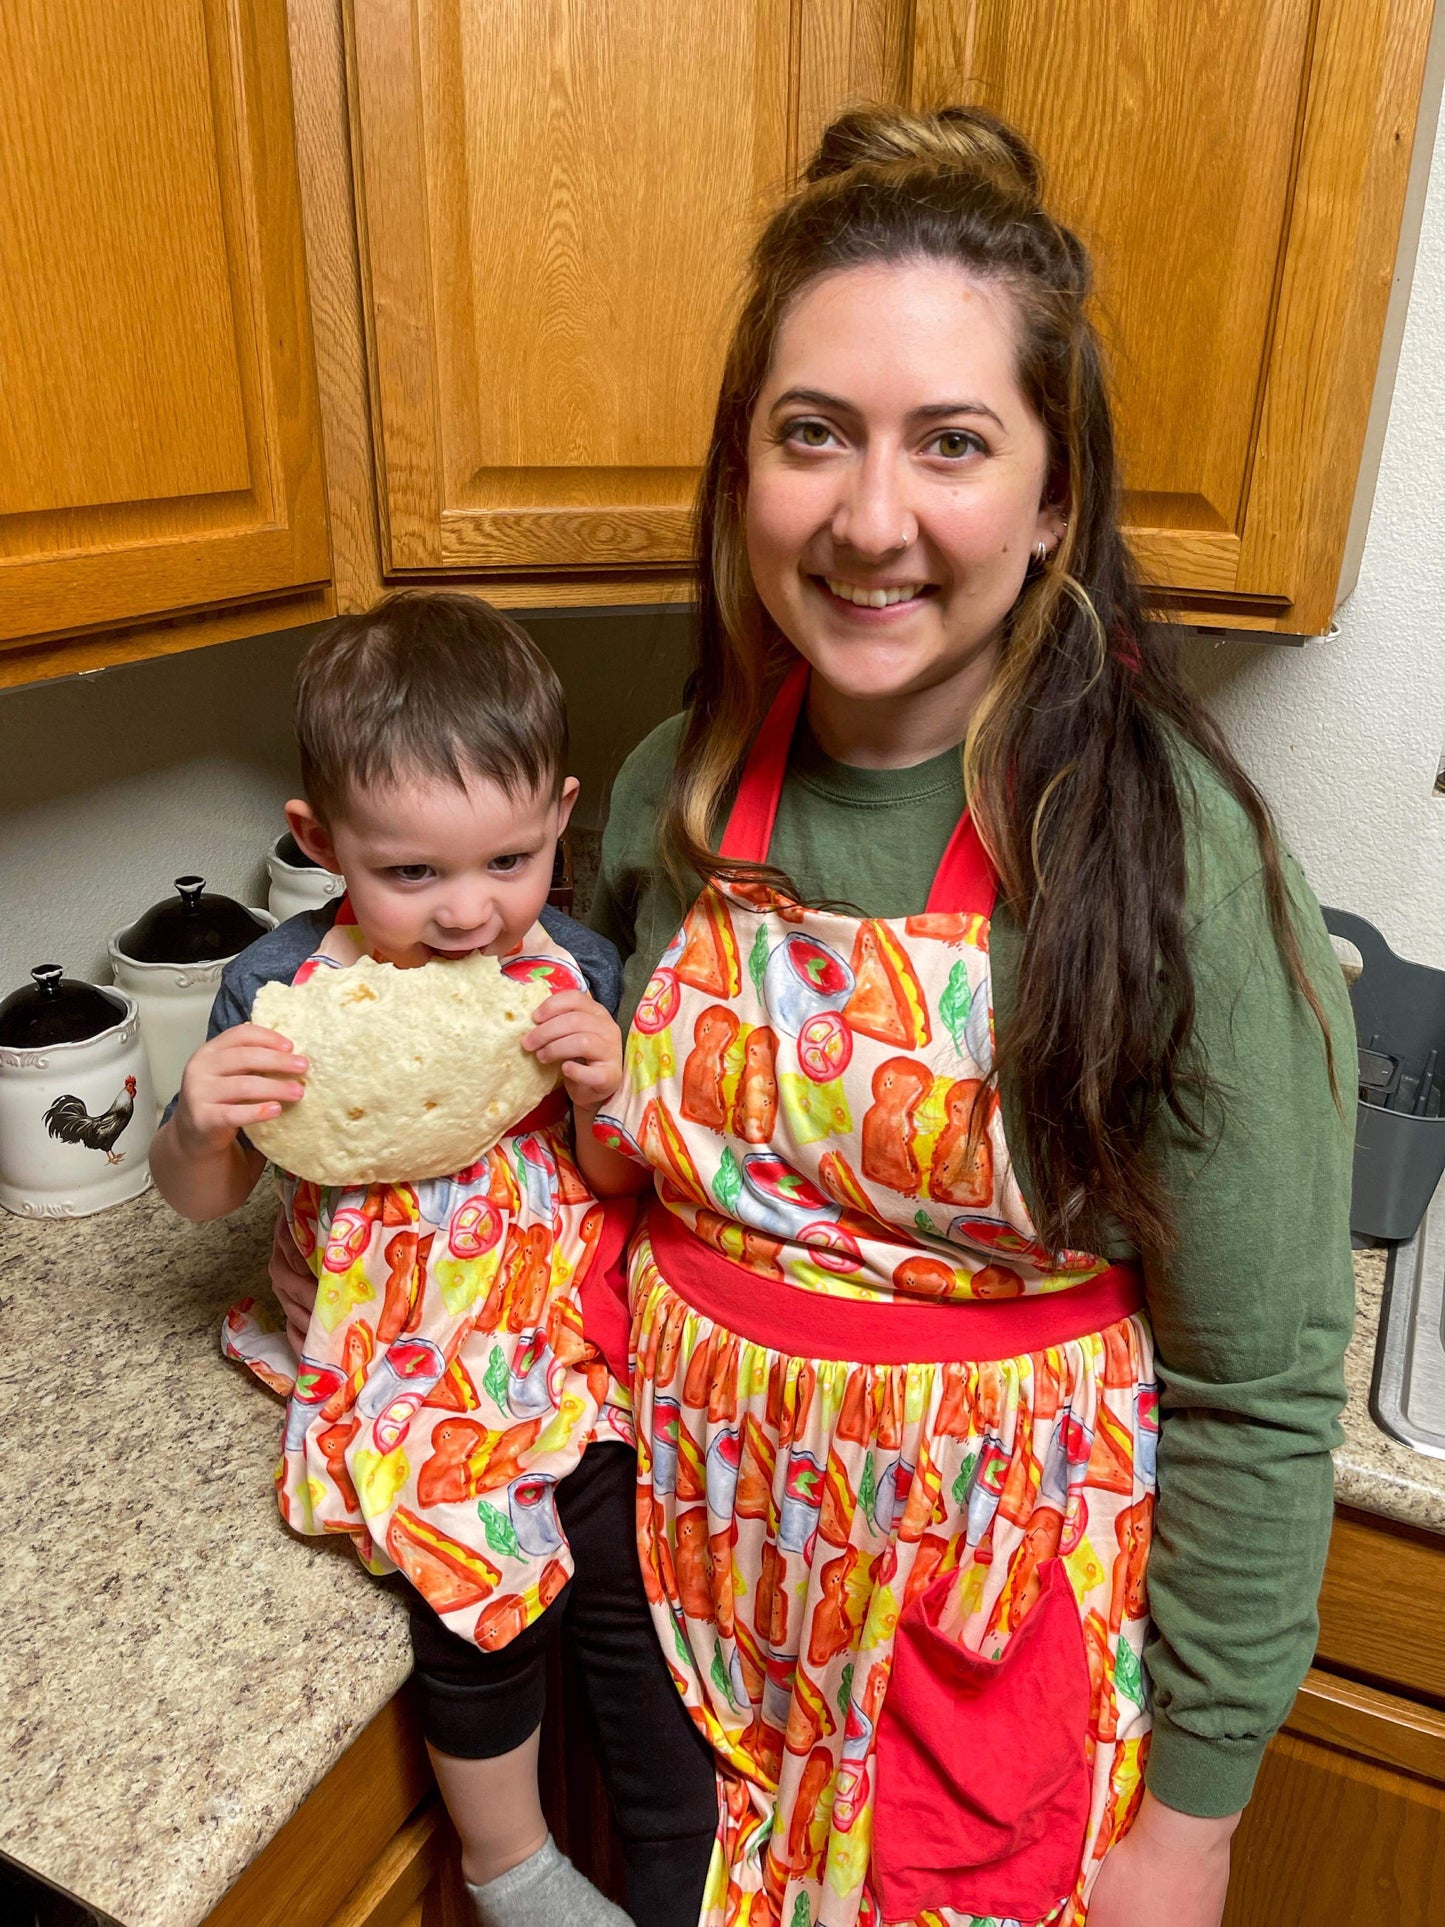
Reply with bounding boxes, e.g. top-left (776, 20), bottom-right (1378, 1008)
top-left (150, 593), bottom-right (716, 1927)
